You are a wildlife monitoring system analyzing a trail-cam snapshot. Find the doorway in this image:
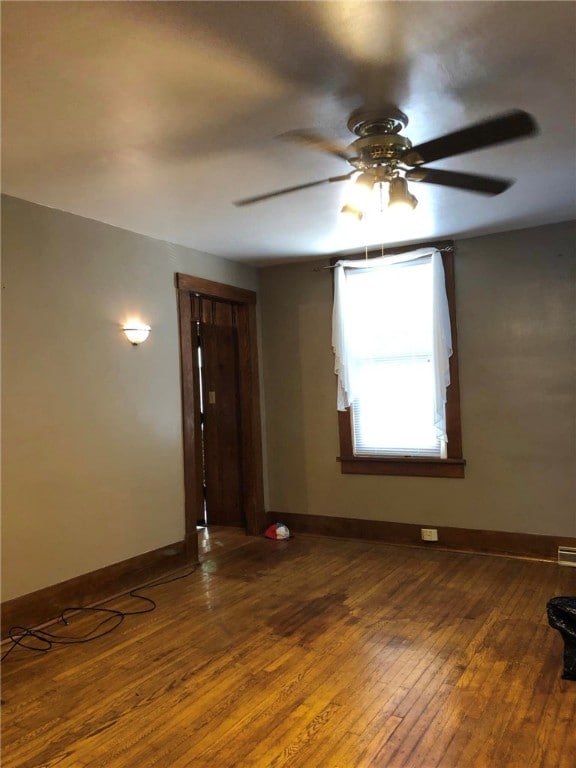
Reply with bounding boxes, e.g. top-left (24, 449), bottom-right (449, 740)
top-left (195, 298), bottom-right (243, 527)
top-left (176, 273), bottom-right (265, 563)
